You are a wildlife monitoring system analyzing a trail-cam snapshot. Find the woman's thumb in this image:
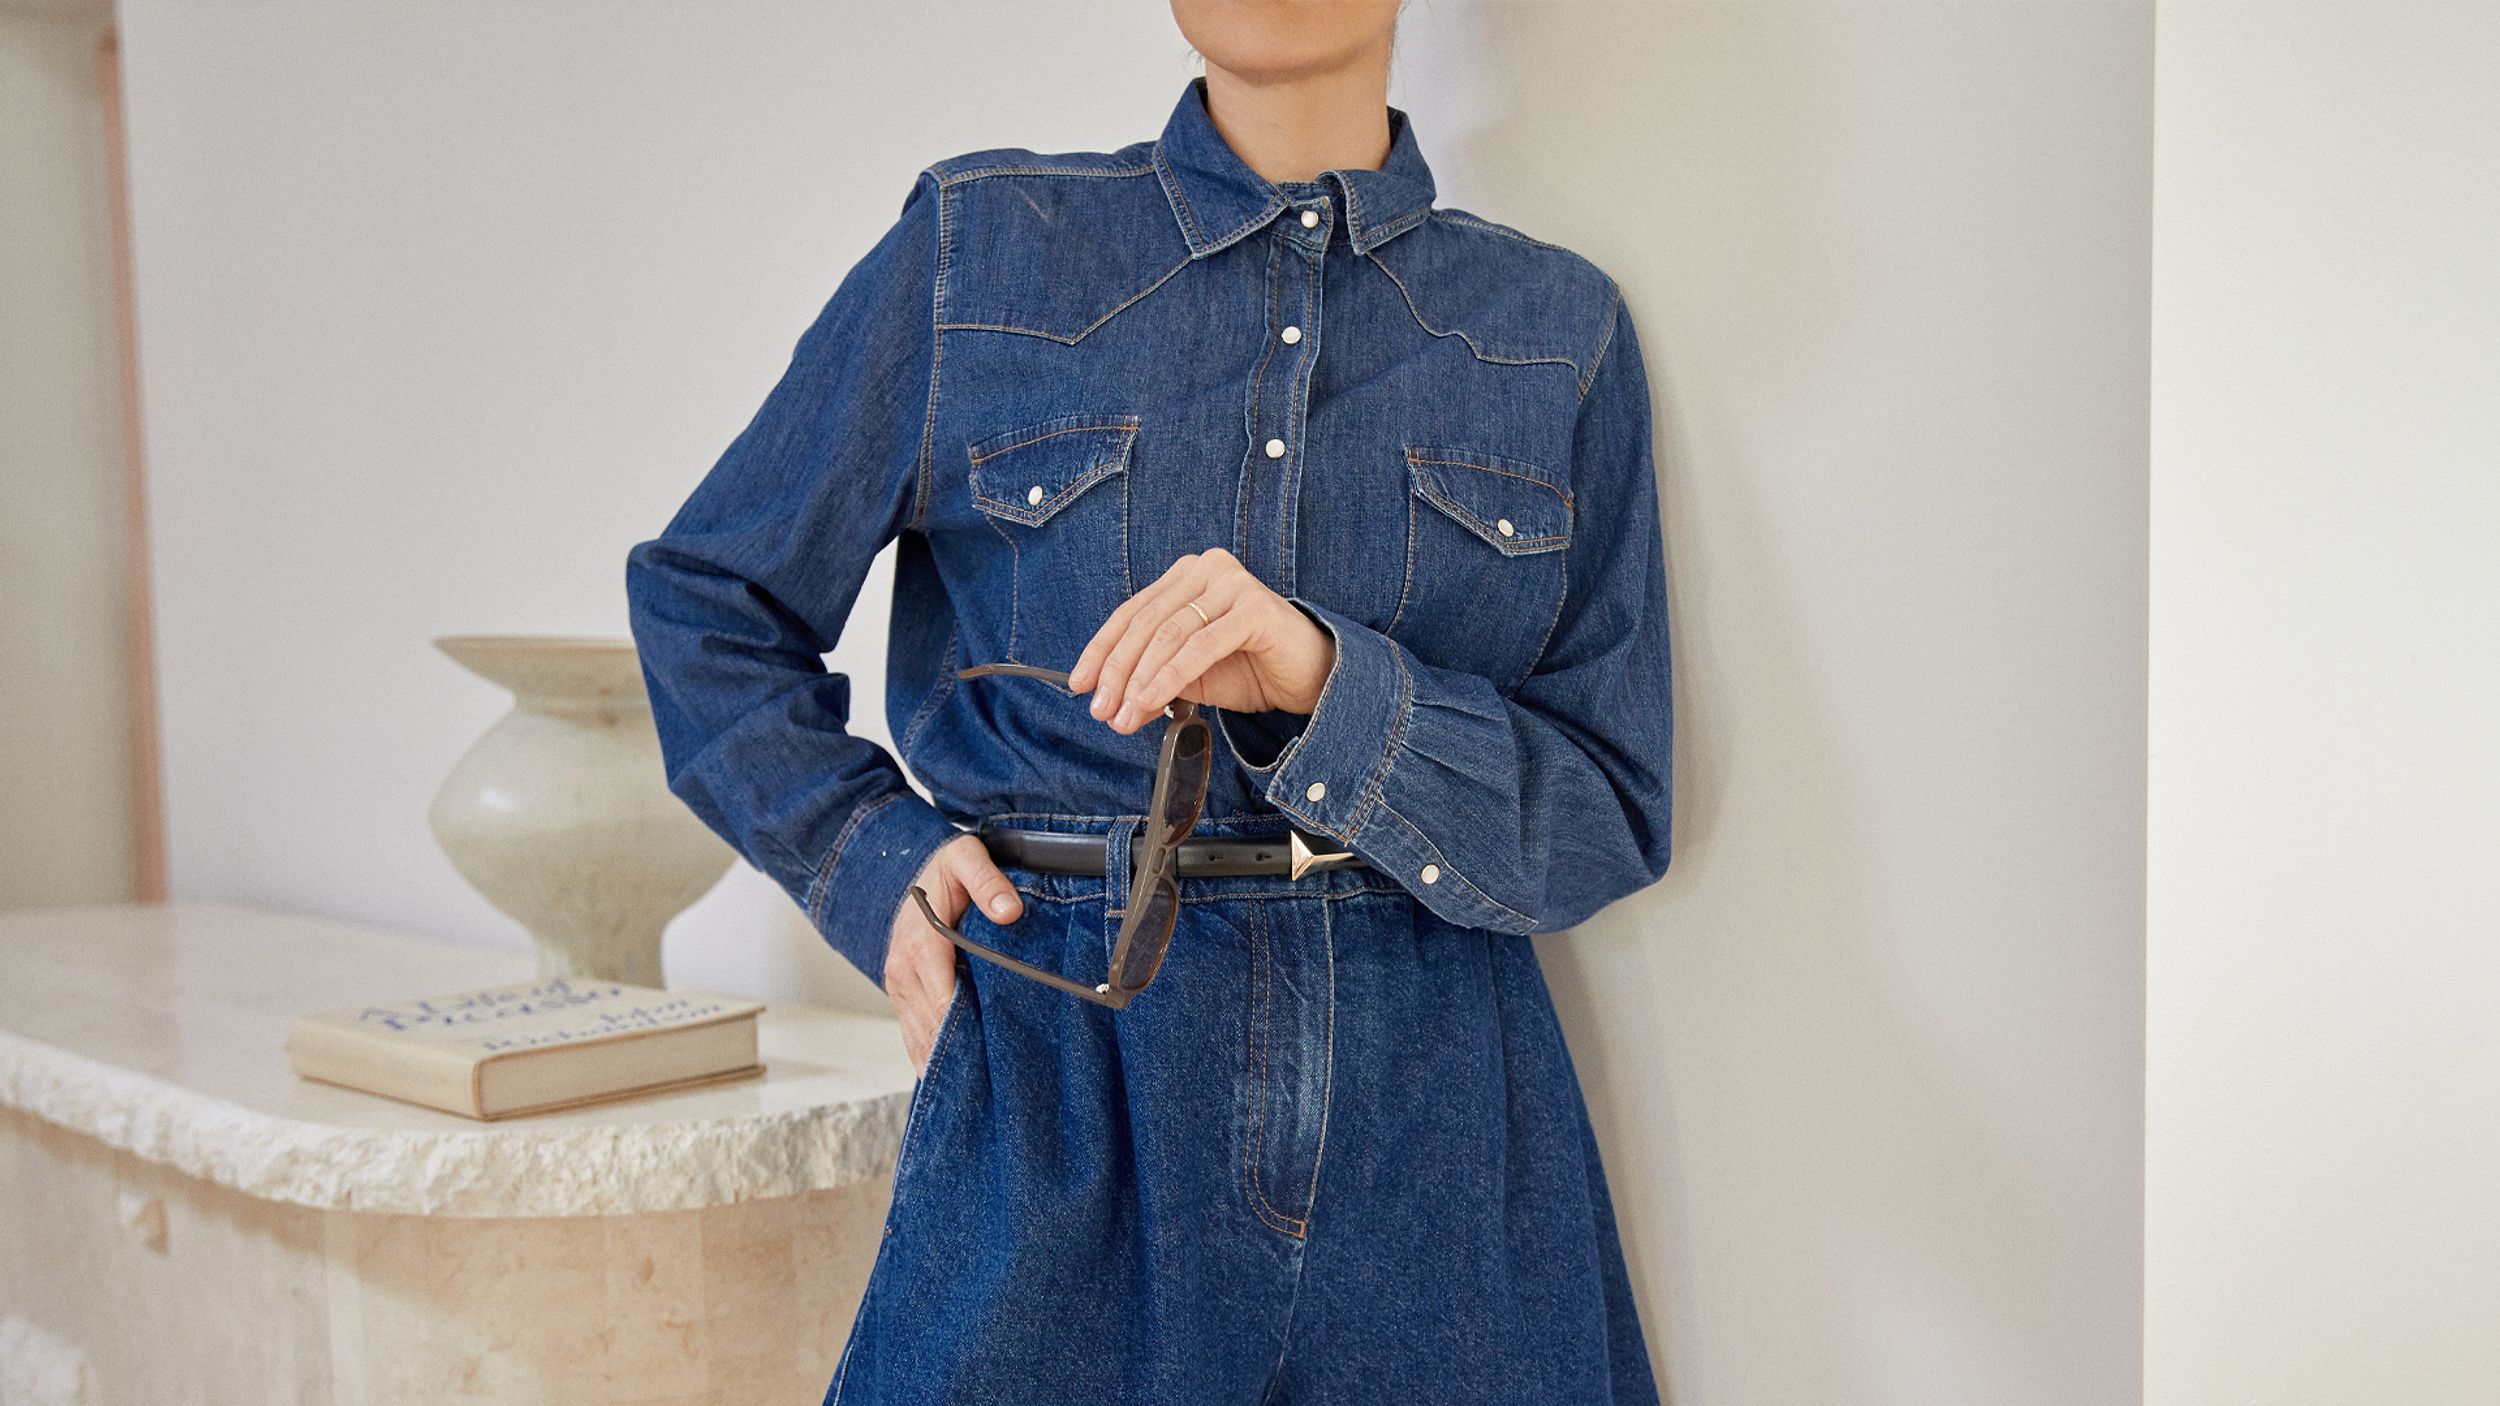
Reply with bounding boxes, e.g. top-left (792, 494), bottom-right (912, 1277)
top-left (947, 844), bottom-right (1024, 924)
